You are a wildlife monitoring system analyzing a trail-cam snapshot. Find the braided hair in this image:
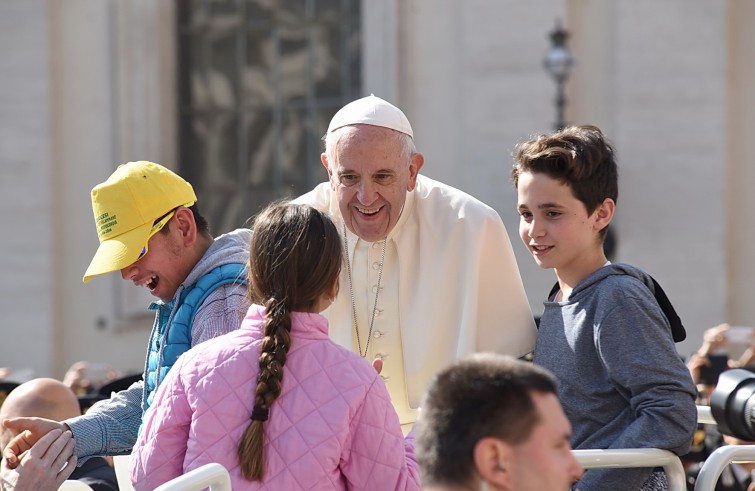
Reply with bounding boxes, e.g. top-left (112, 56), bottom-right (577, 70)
top-left (238, 202), bottom-right (342, 480)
